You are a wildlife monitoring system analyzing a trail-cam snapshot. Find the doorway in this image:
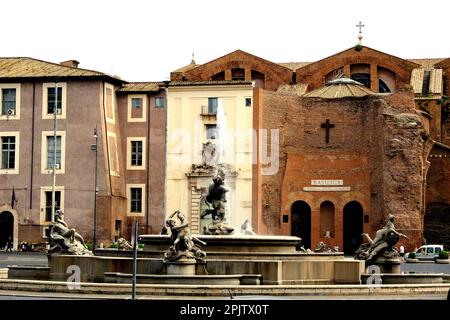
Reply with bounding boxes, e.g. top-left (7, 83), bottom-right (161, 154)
top-left (343, 201), bottom-right (364, 255)
top-left (291, 201), bottom-right (311, 250)
top-left (0, 211), bottom-right (14, 249)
